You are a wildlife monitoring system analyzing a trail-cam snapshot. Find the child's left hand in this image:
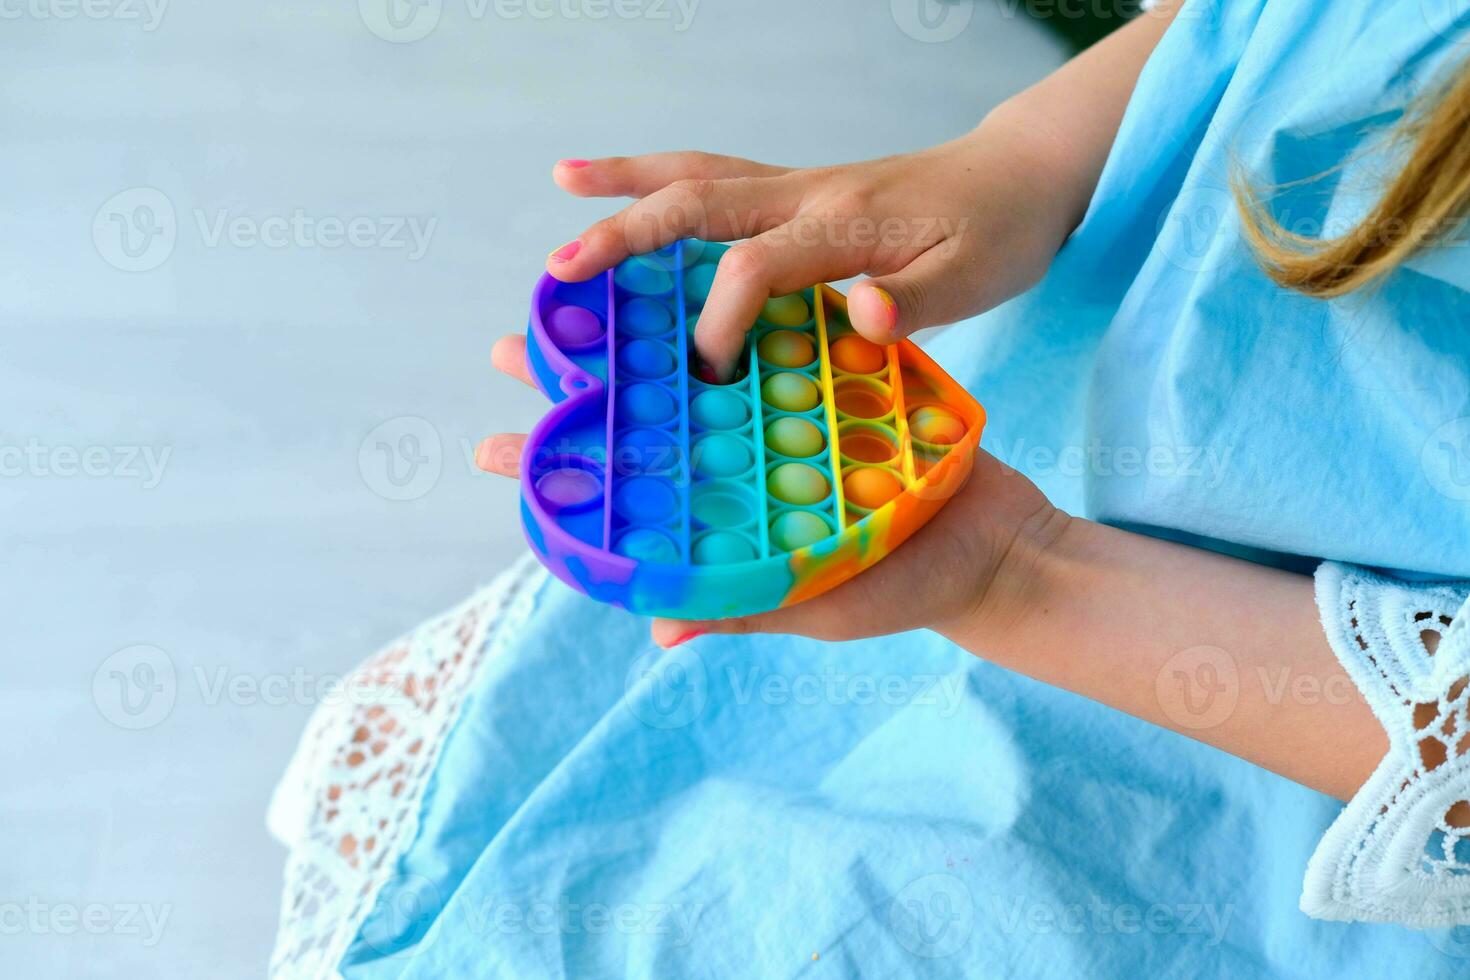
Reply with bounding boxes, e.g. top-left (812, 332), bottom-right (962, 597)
top-left (476, 334), bottom-right (1066, 648)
